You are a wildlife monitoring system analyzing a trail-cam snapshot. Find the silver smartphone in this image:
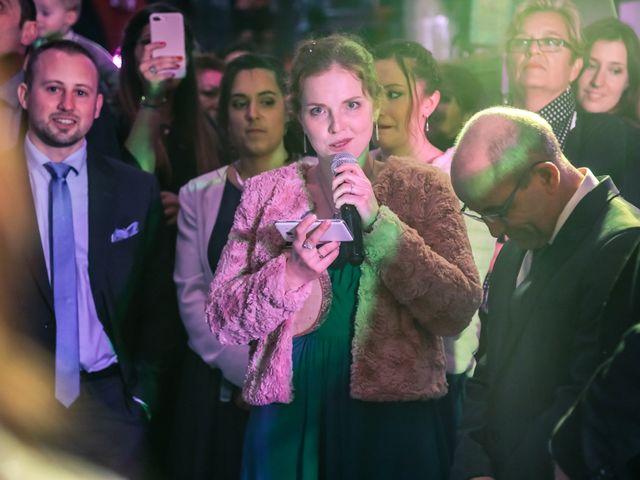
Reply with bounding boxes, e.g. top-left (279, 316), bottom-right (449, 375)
top-left (274, 219), bottom-right (353, 243)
